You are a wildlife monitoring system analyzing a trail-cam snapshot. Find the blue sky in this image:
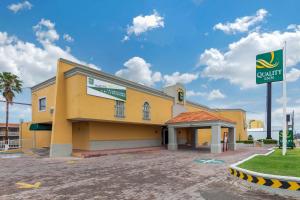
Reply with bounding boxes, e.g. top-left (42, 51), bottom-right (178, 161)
top-left (1, 0), bottom-right (300, 130)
